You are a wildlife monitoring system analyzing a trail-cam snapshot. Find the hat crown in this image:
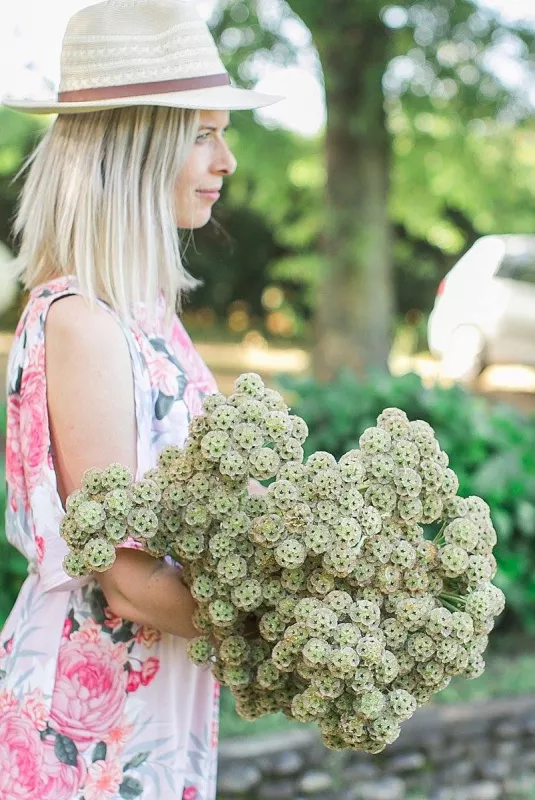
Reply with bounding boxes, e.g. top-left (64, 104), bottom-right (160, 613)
top-left (65, 0), bottom-right (200, 39)
top-left (59, 0), bottom-right (227, 93)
